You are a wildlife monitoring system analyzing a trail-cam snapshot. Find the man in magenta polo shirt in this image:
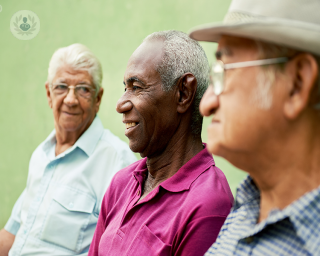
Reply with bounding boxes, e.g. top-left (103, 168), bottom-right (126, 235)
top-left (88, 30), bottom-right (233, 256)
